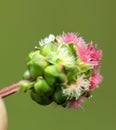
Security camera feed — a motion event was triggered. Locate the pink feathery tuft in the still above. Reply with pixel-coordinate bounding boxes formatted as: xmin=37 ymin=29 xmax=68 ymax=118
xmin=56 ymin=32 xmax=86 ymax=47
xmin=77 ymin=42 xmax=102 ymax=67
xmin=89 ymin=71 xmax=103 ymax=90
xmin=68 ymin=96 xmax=86 ymax=110
xmin=60 ymin=33 xmax=78 ymax=44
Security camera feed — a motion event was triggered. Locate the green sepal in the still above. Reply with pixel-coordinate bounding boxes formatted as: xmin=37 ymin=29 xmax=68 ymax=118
xmin=57 ymin=73 xmax=67 ymax=83
xmin=44 ymin=74 xmax=56 ymax=86
xmin=19 ymin=80 xmax=34 ymax=92
xmin=27 ymin=54 xmax=48 ymax=78
xmin=27 ymin=50 xmax=40 ymax=61
xmin=44 ymin=64 xmax=66 ymax=86
xmin=30 ymin=91 xmax=52 ymax=105
xmin=40 ymin=43 xmax=56 ymax=56
xmin=34 ymin=79 xmax=54 ymax=96
xmin=53 ymin=89 xmax=67 ymax=105
xmin=46 ymin=52 xmax=57 ymax=64
xmin=44 ymin=64 xmax=63 ymax=77
xmin=23 ymin=70 xmax=31 ymax=79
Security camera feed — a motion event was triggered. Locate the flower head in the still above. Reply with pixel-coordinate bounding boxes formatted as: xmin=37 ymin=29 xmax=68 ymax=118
xmin=22 ymin=32 xmax=103 ymax=111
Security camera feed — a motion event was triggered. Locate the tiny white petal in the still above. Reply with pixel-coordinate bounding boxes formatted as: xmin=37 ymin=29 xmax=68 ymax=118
xmin=39 ymin=34 xmax=55 ymax=46
xmin=44 ymin=34 xmax=55 ymax=44
xmin=44 ymin=38 xmax=49 ymax=44
xmin=49 ymin=34 xmax=55 ymax=41
xmin=39 ymin=39 xmax=45 ymax=46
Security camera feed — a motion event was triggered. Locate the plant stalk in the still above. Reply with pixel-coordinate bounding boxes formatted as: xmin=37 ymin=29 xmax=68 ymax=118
xmin=0 ymin=82 xmax=20 ymax=98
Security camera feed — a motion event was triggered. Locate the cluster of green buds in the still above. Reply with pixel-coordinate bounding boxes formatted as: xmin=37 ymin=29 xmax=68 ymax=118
xmin=19 ymin=33 xmax=102 ymax=110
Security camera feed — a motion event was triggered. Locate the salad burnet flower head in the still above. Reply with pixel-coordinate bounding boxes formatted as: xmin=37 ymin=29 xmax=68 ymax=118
xmin=20 ymin=32 xmax=103 ymax=110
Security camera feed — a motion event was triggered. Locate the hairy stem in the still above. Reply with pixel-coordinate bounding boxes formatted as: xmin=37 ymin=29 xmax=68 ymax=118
xmin=0 ymin=82 xmax=20 ymax=98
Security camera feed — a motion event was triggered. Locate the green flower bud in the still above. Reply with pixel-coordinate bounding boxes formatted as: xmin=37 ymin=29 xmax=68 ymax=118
xmin=27 ymin=50 xmax=40 ymax=61
xmin=46 ymin=64 xmax=64 ymax=76
xmin=57 ymin=73 xmax=67 ymax=83
xmin=30 ymin=91 xmax=52 ymax=105
xmin=46 ymin=52 xmax=57 ymax=64
xmin=23 ymin=70 xmax=31 ymax=79
xmin=27 ymin=54 xmax=48 ymax=78
xmin=44 ymin=64 xmax=65 ymax=86
xmin=53 ymin=89 xmax=67 ymax=105
xmin=44 ymin=74 xmax=56 ymax=86
xmin=34 ymin=79 xmax=53 ymax=96
xmin=19 ymin=80 xmax=33 ymax=92
xmin=40 ymin=43 xmax=56 ymax=56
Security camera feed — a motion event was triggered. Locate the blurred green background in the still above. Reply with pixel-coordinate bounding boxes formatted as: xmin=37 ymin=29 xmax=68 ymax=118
xmin=0 ymin=0 xmax=115 ymax=130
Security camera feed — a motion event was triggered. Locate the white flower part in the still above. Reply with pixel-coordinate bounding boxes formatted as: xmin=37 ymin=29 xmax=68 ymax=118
xmin=77 ymin=74 xmax=90 ymax=90
xmin=63 ymin=85 xmax=82 ymax=100
xmin=39 ymin=39 xmax=45 ymax=46
xmin=57 ymin=45 xmax=75 ymax=66
xmin=39 ymin=34 xmax=55 ymax=46
xmin=63 ymin=75 xmax=90 ymax=100
xmin=63 ymin=85 xmax=81 ymax=100
xmin=45 ymin=34 xmax=55 ymax=43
